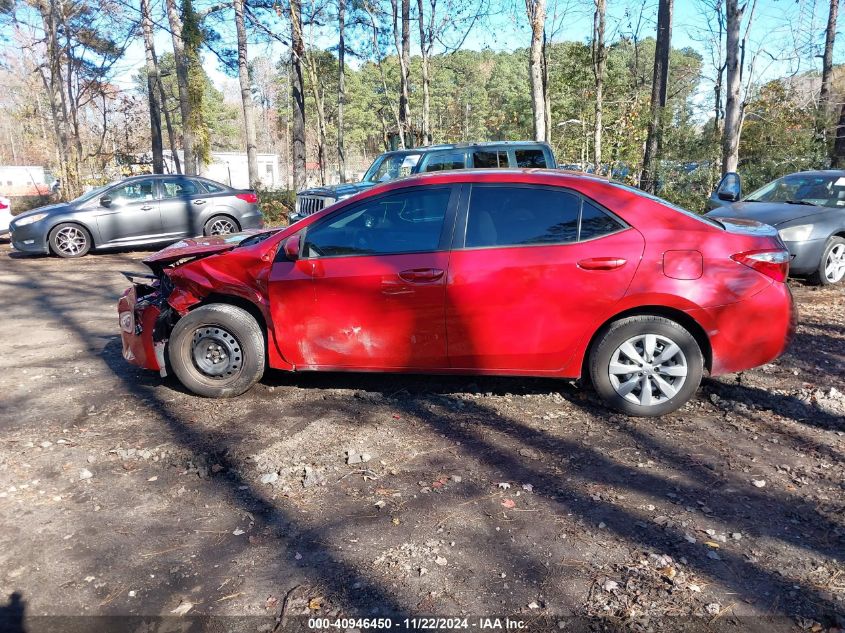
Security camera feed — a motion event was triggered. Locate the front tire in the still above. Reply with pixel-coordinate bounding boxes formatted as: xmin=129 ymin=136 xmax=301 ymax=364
xmin=49 ymin=223 xmax=92 ymax=258
xmin=168 ymin=304 xmax=265 ymax=398
xmin=811 ymin=236 xmax=845 ymax=286
xmin=589 ymin=316 xmax=704 ymax=417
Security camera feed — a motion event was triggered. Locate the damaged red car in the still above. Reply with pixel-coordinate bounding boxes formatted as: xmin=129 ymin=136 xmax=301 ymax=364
xmin=118 ymin=170 xmax=796 ymax=416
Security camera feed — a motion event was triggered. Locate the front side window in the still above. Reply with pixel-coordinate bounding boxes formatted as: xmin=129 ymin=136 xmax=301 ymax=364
xmin=514 ymin=149 xmax=547 ymax=168
xmin=109 ymin=179 xmax=156 ymax=204
xmin=161 ymin=178 xmax=203 ymax=198
xmin=424 ymin=152 xmax=466 ymax=172
xmin=304 ymin=187 xmax=451 ymax=258
xmin=473 ymin=150 xmax=508 ymax=168
xmin=465 ymin=186 xmax=579 ymax=247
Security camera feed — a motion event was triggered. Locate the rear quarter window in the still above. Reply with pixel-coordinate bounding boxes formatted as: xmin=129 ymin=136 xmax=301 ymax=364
xmin=514 ymin=149 xmax=547 ymax=168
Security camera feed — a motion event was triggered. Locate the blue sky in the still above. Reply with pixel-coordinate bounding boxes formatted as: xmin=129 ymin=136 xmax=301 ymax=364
xmin=114 ymin=0 xmax=842 ymax=102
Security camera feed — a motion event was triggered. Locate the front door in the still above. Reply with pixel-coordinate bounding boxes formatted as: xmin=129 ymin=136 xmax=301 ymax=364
xmin=445 ymin=184 xmax=645 ymax=372
xmin=268 ymin=185 xmax=458 ymax=370
xmin=94 ymin=178 xmax=162 ymax=245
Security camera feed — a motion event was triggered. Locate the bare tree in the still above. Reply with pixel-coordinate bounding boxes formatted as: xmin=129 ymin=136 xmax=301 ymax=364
xmin=290 ymin=0 xmax=307 ymax=190
xmin=526 ymin=0 xmax=546 ymax=142
xmin=233 ymin=0 xmax=259 ymax=188
xmin=364 ymin=0 xmax=402 ymax=149
xmin=164 ymin=0 xmax=196 ymax=174
xmin=303 ymin=1 xmax=329 ymax=186
xmin=337 ymin=0 xmax=347 ymax=180
xmin=140 ymin=0 xmax=163 ymax=173
xmin=417 ymin=0 xmax=434 ymax=145
xmin=390 ymin=0 xmax=411 ymax=147
xmin=819 ymin=0 xmax=839 ymax=145
xmin=640 ymin=0 xmax=673 ymax=192
xmin=721 ymin=0 xmax=758 ymax=174
xmin=592 ymin=0 xmax=606 ymax=173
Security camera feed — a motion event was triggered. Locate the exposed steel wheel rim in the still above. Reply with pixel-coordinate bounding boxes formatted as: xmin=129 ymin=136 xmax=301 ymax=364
xmin=608 ymin=333 xmax=688 ymax=407
xmin=824 ymin=243 xmax=845 ymax=283
xmin=54 ymin=226 xmax=87 ymax=255
xmin=191 ymin=326 xmax=242 ymax=380
xmin=209 ymin=218 xmax=237 ymax=235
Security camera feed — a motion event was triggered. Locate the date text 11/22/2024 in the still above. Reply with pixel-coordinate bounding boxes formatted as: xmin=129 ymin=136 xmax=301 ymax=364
xmin=308 ymin=617 xmax=528 ymax=629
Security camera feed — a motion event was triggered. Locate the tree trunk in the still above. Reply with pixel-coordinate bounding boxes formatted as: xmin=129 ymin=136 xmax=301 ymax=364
xmin=391 ymin=0 xmax=411 ymax=147
xmin=417 ymin=0 xmax=432 ymax=145
xmin=337 ymin=0 xmax=347 ymax=181
xmin=140 ymin=0 xmax=164 ymax=174
xmin=290 ymin=0 xmax=307 ymax=191
xmin=366 ymin=4 xmax=403 ymax=147
xmin=164 ymin=0 xmax=196 ymax=174
xmin=526 ymin=0 xmax=546 ymax=142
xmin=640 ymin=0 xmax=673 ymax=193
xmin=820 ymin=0 xmax=839 ymax=141
xmin=592 ymin=0 xmax=606 ymax=175
xmin=832 ymin=103 xmax=845 ymax=167
xmin=304 ymin=51 xmax=328 ymax=186
xmin=159 ymin=84 xmax=182 ymax=173
xmin=233 ymin=0 xmax=259 ymax=188
xmin=721 ymin=0 xmax=745 ymax=175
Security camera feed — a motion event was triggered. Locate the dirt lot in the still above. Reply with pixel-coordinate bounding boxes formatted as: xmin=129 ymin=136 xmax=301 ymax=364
xmin=0 ymin=240 xmax=843 ymax=632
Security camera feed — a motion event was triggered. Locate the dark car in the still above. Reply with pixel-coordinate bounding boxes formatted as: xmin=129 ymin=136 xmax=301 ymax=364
xmin=292 ymin=141 xmax=556 ymax=222
xmin=706 ymin=170 xmax=845 ymax=285
xmin=119 ymin=169 xmax=794 ymax=417
xmin=9 ymin=175 xmax=264 ymax=258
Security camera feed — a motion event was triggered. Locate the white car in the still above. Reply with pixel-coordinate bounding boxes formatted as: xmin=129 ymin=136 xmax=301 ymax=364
xmin=0 ymin=196 xmax=11 ymax=236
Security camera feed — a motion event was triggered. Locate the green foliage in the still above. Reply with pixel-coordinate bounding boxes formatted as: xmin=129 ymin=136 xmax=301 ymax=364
xmin=257 ymin=189 xmax=296 ymax=225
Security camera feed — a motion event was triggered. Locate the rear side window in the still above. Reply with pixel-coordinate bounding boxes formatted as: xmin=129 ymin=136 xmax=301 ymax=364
xmin=464 ymin=186 xmax=624 ymax=248
xmin=304 ymin=187 xmax=451 ymax=257
xmin=424 ymin=152 xmax=466 ymax=172
xmin=514 ymin=149 xmax=547 ymax=168
xmin=579 ymin=201 xmax=625 ymax=240
xmin=202 ymin=180 xmax=226 ymax=193
xmin=473 ymin=150 xmax=508 ymax=168
xmin=465 ymin=186 xmax=579 ymax=247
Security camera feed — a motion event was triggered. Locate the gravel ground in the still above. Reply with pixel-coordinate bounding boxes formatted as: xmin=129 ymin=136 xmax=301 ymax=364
xmin=0 ymin=240 xmax=843 ymax=632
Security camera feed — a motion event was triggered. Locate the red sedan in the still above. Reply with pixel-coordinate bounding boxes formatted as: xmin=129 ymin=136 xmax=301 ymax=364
xmin=118 ymin=170 xmax=795 ymax=416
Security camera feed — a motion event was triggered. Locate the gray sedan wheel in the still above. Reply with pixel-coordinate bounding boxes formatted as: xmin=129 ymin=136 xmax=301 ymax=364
xmin=49 ymin=223 xmax=92 ymax=258
xmin=203 ymin=215 xmax=239 ymax=236
xmin=589 ymin=315 xmax=704 ymax=417
xmin=818 ymin=237 xmax=845 ymax=286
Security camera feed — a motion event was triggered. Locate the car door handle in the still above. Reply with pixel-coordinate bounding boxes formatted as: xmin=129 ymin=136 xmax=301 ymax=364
xmin=193 ymin=199 xmax=206 ymax=205
xmin=398 ymin=268 xmax=445 ymax=283
xmin=577 ymin=257 xmax=627 ymax=270
xmin=140 ymin=205 xmax=154 ymax=211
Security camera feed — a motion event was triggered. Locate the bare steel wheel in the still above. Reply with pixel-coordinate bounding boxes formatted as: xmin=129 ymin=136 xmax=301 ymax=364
xmin=168 ymin=304 xmax=265 ymax=398
xmin=49 ymin=223 xmax=92 ymax=258
xmin=203 ymin=215 xmax=239 ymax=236
xmin=589 ymin=315 xmax=703 ymax=417
xmin=607 ymin=334 xmax=688 ymax=406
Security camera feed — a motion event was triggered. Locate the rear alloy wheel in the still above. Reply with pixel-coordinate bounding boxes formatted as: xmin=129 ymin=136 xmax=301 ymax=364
xmin=203 ymin=215 xmax=239 ymax=236
xmin=168 ymin=304 xmax=265 ymax=398
xmin=589 ymin=316 xmax=704 ymax=417
xmin=816 ymin=237 xmax=845 ymax=286
xmin=49 ymin=223 xmax=91 ymax=258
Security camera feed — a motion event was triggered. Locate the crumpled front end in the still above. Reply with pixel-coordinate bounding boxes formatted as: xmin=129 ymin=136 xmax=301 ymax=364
xmin=117 ymin=273 xmax=175 ymax=375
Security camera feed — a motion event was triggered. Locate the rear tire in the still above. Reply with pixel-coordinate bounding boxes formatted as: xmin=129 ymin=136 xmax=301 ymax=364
xmin=589 ymin=316 xmax=703 ymax=417
xmin=810 ymin=236 xmax=845 ymax=286
xmin=49 ymin=223 xmax=92 ymax=258
xmin=168 ymin=304 xmax=264 ymax=398
xmin=203 ymin=215 xmax=239 ymax=236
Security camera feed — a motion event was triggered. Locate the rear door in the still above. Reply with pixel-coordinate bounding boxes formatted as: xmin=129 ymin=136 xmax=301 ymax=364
xmin=269 ymin=185 xmax=459 ymax=369
xmin=158 ymin=177 xmax=212 ymax=237
xmin=445 ymin=184 xmax=645 ymax=372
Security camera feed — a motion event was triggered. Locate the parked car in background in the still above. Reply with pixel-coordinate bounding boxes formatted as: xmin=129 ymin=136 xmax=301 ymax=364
xmin=119 ymin=169 xmax=795 ymax=417
xmin=0 ymin=195 xmax=11 ymax=236
xmin=707 ymin=170 xmax=845 ymax=285
xmin=292 ymin=141 xmax=556 ymax=222
xmin=9 ymin=175 xmax=263 ymax=258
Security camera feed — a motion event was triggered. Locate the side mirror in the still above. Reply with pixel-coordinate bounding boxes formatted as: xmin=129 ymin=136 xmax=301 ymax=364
xmin=99 ymin=195 xmax=112 ymax=207
xmin=715 ymin=172 xmax=741 ymax=202
xmin=283 ymin=235 xmax=301 ymax=261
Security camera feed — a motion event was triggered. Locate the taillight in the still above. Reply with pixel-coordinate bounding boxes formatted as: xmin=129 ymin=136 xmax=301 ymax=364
xmin=731 ymin=249 xmax=790 ymax=282
xmin=236 ymin=192 xmax=258 ymax=204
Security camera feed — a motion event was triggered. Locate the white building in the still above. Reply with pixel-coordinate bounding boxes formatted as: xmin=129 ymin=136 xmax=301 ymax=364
xmin=160 ymin=151 xmax=281 ymax=190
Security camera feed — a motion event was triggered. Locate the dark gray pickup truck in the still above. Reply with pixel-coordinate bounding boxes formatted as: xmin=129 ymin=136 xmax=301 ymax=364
xmin=292 ymin=141 xmax=557 ymax=222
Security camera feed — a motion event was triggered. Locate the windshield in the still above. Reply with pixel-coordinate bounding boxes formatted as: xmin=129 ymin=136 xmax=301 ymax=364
xmin=363 ymin=153 xmax=421 ymax=183
xmin=74 ymin=182 xmax=120 ymax=204
xmin=744 ymin=173 xmax=845 ymax=208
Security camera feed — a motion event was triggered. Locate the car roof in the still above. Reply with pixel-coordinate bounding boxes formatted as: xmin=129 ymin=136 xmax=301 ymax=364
xmin=361 ymin=168 xmax=610 ymax=191
xmin=777 ymin=169 xmax=845 ymax=178
xmin=379 ymin=141 xmax=552 ymax=157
